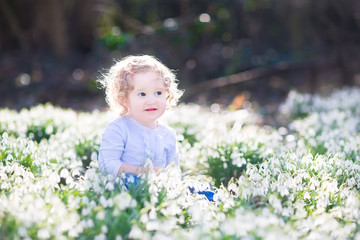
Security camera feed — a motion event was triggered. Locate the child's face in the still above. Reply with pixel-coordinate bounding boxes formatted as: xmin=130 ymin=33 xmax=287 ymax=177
xmin=126 ymin=71 xmax=167 ymax=128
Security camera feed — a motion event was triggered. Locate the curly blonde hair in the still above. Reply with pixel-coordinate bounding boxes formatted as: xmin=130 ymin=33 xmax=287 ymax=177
xmin=98 ymin=55 xmax=183 ymax=115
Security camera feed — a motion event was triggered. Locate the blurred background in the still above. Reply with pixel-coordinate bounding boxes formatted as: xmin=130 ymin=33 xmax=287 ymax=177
xmin=1 ymin=0 xmax=360 ymax=115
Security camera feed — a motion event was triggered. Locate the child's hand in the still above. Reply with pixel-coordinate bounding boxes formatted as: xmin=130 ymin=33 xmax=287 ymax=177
xmin=152 ymin=166 xmax=162 ymax=174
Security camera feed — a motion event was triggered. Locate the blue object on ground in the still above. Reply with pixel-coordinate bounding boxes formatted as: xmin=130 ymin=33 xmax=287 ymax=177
xmin=123 ymin=173 xmax=139 ymax=188
xmin=197 ymin=190 xmax=215 ymax=201
xmin=188 ymin=186 xmax=215 ymax=202
xmin=121 ymin=174 xmax=216 ymax=202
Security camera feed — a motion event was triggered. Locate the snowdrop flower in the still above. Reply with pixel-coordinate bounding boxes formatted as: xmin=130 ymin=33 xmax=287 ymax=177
xmin=2 ymin=88 xmax=360 ymax=239
xmin=105 ymin=181 xmax=115 ymax=191
xmin=92 ymin=182 xmax=103 ymax=193
xmin=315 ymin=192 xmax=329 ymax=213
xmin=94 ymin=233 xmax=107 ymax=240
xmin=101 ymin=225 xmax=108 ymax=233
xmin=37 ymin=229 xmax=50 ymax=239
xmin=148 ymin=207 xmax=157 ymax=220
xmin=113 ymin=192 xmax=136 ymax=211
xmin=17 ymin=227 xmax=28 ymax=238
xmin=335 ymin=168 xmax=343 ymax=176
xmin=346 ymin=177 xmax=356 ymax=187
xmin=96 ymin=210 xmax=105 ymax=220
xmin=227 ymin=182 xmax=239 ymax=197
xmin=160 ymin=201 xmax=182 ymax=216
xmin=115 ymin=235 xmax=123 ymax=240
xmin=81 ymin=207 xmax=91 ymax=217
xmin=99 ymin=195 xmax=112 ymax=208
xmin=303 ymin=191 xmax=311 ymax=201
xmin=293 ymin=200 xmax=307 ymax=219
xmin=269 ymin=194 xmax=283 ymax=214
xmin=129 ymin=225 xmax=144 ymax=239
xmin=81 ymin=219 xmax=95 ymax=229
xmin=309 ymin=178 xmax=320 ymax=191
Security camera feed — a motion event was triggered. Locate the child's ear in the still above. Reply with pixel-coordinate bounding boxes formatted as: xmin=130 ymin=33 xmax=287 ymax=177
xmin=165 ymin=89 xmax=171 ymax=100
xmin=124 ymin=99 xmax=129 ymax=108
xmin=165 ymin=88 xmax=170 ymax=97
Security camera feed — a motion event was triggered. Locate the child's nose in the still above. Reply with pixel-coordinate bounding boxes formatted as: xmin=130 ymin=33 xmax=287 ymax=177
xmin=146 ymin=95 xmax=156 ymax=104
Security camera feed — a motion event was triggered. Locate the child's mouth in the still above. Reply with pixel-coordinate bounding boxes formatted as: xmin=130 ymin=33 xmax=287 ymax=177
xmin=145 ymin=108 xmax=157 ymax=112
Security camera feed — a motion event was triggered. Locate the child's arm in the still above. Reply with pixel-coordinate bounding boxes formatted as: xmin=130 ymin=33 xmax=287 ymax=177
xmin=166 ymin=127 xmax=180 ymax=167
xmin=118 ymin=163 xmax=144 ymax=175
xmin=98 ymin=120 xmax=127 ymax=178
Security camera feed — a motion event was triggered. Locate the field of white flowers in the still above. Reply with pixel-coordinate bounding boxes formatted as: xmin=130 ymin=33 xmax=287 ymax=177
xmin=1 ymin=87 xmax=360 ymax=240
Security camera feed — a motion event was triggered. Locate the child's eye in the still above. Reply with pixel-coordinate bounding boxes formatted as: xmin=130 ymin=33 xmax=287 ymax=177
xmin=138 ymin=92 xmax=146 ymax=97
xmin=155 ymin=91 xmax=162 ymax=96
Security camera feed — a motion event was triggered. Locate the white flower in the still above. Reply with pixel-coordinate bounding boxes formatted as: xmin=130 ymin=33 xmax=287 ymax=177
xmin=114 ymin=192 xmax=136 ymax=210
xmin=303 ymin=192 xmax=310 ymax=200
xmin=160 ymin=202 xmax=182 ymax=216
xmin=81 ymin=208 xmax=91 ymax=216
xmin=149 ymin=207 xmax=157 ymax=220
xmin=294 ymin=201 xmax=307 ymax=219
xmin=82 ymin=196 xmax=89 ymax=205
xmin=96 ymin=210 xmax=105 ymax=220
xmin=335 ymin=168 xmax=343 ymax=176
xmin=1 ymin=182 xmax=10 ymax=190
xmin=60 ymin=168 xmax=70 ymax=178
xmin=17 ymin=227 xmax=28 ymax=237
xmin=37 ymin=229 xmax=50 ymax=239
xmin=99 ymin=196 xmax=108 ymax=208
xmin=101 ymin=225 xmax=108 ymax=233
xmin=81 ymin=219 xmax=94 ymax=228
xmin=129 ymin=225 xmax=144 ymax=239
xmin=346 ymin=177 xmax=356 ymax=187
xmin=105 ymin=182 xmax=115 ymax=192
xmin=94 ymin=233 xmax=107 ymax=240
xmin=269 ymin=195 xmax=282 ymax=214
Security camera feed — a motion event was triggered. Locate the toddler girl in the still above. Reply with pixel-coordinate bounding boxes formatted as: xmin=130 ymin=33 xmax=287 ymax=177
xmin=98 ymin=55 xmax=215 ymax=201
xmin=98 ymin=55 xmax=183 ymax=178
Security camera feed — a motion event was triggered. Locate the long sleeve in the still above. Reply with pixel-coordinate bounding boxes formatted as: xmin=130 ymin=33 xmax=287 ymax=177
xmin=98 ymin=120 xmax=126 ymax=178
xmin=166 ymin=127 xmax=180 ymax=167
xmin=99 ymin=117 xmax=180 ymax=177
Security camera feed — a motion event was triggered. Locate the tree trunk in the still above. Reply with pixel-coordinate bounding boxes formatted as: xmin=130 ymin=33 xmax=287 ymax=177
xmin=0 ymin=0 xmax=29 ymax=53
xmin=34 ymin=0 xmax=68 ymax=58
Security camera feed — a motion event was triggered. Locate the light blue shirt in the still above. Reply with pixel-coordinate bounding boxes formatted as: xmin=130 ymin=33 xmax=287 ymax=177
xmin=98 ymin=116 xmax=179 ymax=177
